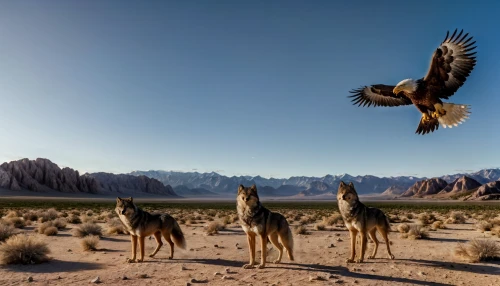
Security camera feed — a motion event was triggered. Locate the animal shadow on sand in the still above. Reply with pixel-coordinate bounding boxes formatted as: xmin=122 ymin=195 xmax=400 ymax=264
xmin=100 ymin=236 xmax=129 ymax=243
xmin=176 ymin=259 xmax=451 ymax=286
xmin=3 ymin=260 xmax=104 ymax=273
xmin=400 ymin=258 xmax=500 ymax=275
xmin=424 ymin=237 xmax=468 ymax=243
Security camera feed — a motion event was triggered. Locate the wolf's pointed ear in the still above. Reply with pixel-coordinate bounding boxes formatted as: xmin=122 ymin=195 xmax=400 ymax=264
xmin=348 ymin=182 xmax=354 ymax=188
xmin=128 ymin=197 xmax=133 ymax=202
xmin=238 ymin=184 xmax=245 ymax=193
xmin=116 ymin=197 xmax=122 ymax=203
xmin=250 ymin=184 xmax=258 ymax=194
xmin=339 ymin=181 xmax=345 ymax=188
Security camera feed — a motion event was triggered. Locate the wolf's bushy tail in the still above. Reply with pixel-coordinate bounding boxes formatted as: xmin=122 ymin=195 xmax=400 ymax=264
xmin=171 ymin=220 xmax=186 ymax=249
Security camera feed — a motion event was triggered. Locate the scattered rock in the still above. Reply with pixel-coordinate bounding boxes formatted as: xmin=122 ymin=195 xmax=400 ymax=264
xmin=334 ymin=279 xmax=344 ymax=284
xmin=214 ymin=244 xmax=219 ymax=248
xmin=27 ymin=276 xmax=34 ymax=282
xmin=138 ymin=274 xmax=148 ymax=279
xmin=225 ymin=268 xmax=230 ymax=273
xmin=122 ymin=276 xmax=128 ymax=280
xmin=181 ymin=266 xmax=187 ymax=271
xmin=222 ymin=275 xmax=234 ymax=280
xmin=214 ymin=272 xmax=222 ymax=276
xmin=337 ymin=238 xmax=343 ymax=242
xmin=328 ymin=274 xmax=339 ymax=279
xmin=328 ymin=243 xmax=335 ymax=248
xmin=67 ymin=249 xmax=72 ymax=252
xmin=91 ymin=277 xmax=100 ymax=284
xmin=190 ymin=278 xmax=209 ymax=283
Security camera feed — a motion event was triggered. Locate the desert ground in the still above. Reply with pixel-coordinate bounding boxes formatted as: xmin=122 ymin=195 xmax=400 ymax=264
xmin=0 ymin=198 xmax=499 ymax=286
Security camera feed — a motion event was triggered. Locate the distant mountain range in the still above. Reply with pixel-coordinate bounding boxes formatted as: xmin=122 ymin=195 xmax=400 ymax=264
xmin=130 ymin=168 xmax=500 ymax=200
xmin=1 ymin=158 xmax=499 ymax=200
xmin=0 ymin=158 xmax=178 ymax=197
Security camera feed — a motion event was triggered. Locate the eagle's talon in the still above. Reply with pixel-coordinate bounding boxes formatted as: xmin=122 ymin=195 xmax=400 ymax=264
xmin=422 ymin=113 xmax=431 ymax=122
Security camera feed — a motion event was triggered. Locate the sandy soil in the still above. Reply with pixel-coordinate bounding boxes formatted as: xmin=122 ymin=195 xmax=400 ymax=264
xmin=1 ymin=216 xmax=499 ymax=286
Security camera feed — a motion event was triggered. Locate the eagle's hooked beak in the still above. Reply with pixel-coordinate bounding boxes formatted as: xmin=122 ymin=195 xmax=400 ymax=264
xmin=393 ymin=86 xmax=401 ymax=95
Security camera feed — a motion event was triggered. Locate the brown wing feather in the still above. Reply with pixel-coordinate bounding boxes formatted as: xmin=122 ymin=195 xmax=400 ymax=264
xmin=415 ymin=117 xmax=439 ymax=135
xmin=348 ymin=84 xmax=412 ymax=107
xmin=423 ymin=29 xmax=477 ymax=99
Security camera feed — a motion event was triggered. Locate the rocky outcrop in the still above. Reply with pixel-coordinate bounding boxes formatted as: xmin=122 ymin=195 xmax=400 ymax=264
xmin=439 ymin=176 xmax=481 ymax=194
xmin=88 ymin=172 xmax=178 ymax=196
xmin=382 ymin=185 xmax=407 ymax=196
xmin=0 ymin=158 xmax=98 ymax=193
xmin=401 ymin=178 xmax=448 ymax=197
xmin=470 ymin=181 xmax=500 ymax=199
xmin=0 ymin=167 xmax=21 ymax=191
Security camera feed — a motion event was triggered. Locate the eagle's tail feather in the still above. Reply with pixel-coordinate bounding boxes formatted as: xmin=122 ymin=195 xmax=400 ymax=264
xmin=438 ymin=103 xmax=471 ymax=128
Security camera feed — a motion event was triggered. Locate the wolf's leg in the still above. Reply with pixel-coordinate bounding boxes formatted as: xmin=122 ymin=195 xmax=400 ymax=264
xmin=346 ymin=229 xmax=357 ymax=263
xmin=258 ymin=234 xmax=268 ymax=269
xmin=138 ymin=236 xmax=145 ymax=262
xmin=379 ymin=226 xmax=395 ymax=260
xmin=162 ymin=230 xmax=175 ymax=259
xmin=127 ymin=235 xmax=137 ymax=263
xmin=357 ymin=232 xmax=367 ymax=263
xmin=281 ymin=227 xmax=294 ymax=261
xmin=149 ymin=231 xmax=163 ymax=257
xmin=243 ymin=233 xmax=256 ymax=269
xmin=368 ymin=229 xmax=379 ymax=259
xmin=268 ymin=232 xmax=283 ymax=264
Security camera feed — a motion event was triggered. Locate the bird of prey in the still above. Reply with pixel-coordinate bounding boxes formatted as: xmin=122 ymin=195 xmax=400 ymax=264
xmin=348 ymin=29 xmax=477 ymax=135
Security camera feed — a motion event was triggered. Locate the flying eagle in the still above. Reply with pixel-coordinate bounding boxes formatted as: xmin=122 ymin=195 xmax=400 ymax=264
xmin=348 ymin=29 xmax=477 ymax=135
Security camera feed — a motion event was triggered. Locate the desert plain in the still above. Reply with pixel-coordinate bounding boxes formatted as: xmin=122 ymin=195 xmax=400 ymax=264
xmin=0 ymin=197 xmax=499 ymax=286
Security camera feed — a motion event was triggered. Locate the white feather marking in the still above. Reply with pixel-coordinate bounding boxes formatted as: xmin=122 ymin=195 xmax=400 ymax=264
xmin=437 ymin=103 xmax=471 ymax=129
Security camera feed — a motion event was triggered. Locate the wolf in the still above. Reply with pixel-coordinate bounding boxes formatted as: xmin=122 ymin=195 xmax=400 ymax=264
xmin=237 ymin=184 xmax=294 ymax=269
xmin=115 ymin=197 xmax=186 ymax=263
xmin=337 ymin=181 xmax=395 ymax=263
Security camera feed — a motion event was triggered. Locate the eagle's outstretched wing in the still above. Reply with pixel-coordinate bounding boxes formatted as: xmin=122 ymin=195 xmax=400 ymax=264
xmin=423 ymin=29 xmax=477 ymax=100
xmin=348 ymin=84 xmax=412 ymax=107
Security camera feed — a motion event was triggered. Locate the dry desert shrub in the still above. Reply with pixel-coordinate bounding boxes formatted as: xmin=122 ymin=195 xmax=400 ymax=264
xmin=405 ymin=213 xmax=414 ymax=220
xmin=43 ymin=226 xmax=58 ymax=236
xmin=299 ymin=216 xmax=315 ymax=225
xmin=81 ymin=215 xmax=96 ymax=224
xmin=67 ymin=214 xmax=82 ymax=224
xmin=38 ymin=208 xmax=59 ymax=223
xmin=4 ymin=210 xmax=21 ymax=218
xmin=397 ymin=223 xmax=410 ymax=233
xmin=81 ymin=235 xmax=100 ymax=251
xmin=401 ymin=225 xmax=428 ymax=239
xmin=73 ymin=223 xmax=102 ymax=238
xmin=314 ymin=223 xmax=326 ymax=231
xmin=491 ymin=226 xmax=500 ymax=237
xmin=0 ymin=224 xmax=17 ymax=242
xmin=431 ymin=220 xmax=446 ymax=231
xmin=446 ymin=211 xmax=467 ymax=224
xmin=22 ymin=211 xmax=39 ymax=222
xmin=294 ymin=225 xmax=308 ymax=235
xmin=476 ymin=221 xmax=493 ymax=233
xmin=455 ymin=239 xmax=500 ymax=262
xmin=418 ymin=212 xmax=436 ymax=225
xmin=4 ymin=217 xmax=26 ymax=229
xmin=106 ymin=218 xmax=128 ymax=235
xmin=204 ymin=221 xmax=226 ymax=235
xmin=0 ymin=234 xmax=50 ymax=265
xmin=323 ymin=214 xmax=343 ymax=226
xmin=52 ymin=218 xmax=67 ymax=230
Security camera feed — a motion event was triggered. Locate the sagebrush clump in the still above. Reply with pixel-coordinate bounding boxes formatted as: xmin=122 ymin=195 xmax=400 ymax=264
xmin=0 ymin=234 xmax=50 ymax=265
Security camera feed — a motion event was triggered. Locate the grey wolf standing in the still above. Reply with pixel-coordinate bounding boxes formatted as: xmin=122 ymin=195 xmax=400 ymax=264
xmin=237 ymin=184 xmax=294 ymax=269
xmin=337 ymin=181 xmax=395 ymax=263
xmin=115 ymin=197 xmax=186 ymax=262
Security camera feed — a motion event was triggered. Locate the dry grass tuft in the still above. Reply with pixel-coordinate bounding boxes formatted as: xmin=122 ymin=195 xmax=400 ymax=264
xmin=431 ymin=221 xmax=446 ymax=231
xmin=52 ymin=218 xmax=67 ymax=230
xmin=67 ymin=214 xmax=82 ymax=224
xmin=314 ymin=223 xmax=326 ymax=231
xmin=81 ymin=235 xmax=100 ymax=251
xmin=43 ymin=226 xmax=58 ymax=236
xmin=106 ymin=218 xmax=128 ymax=235
xmin=323 ymin=214 xmax=343 ymax=226
xmin=418 ymin=213 xmax=436 ymax=225
xmin=401 ymin=225 xmax=428 ymax=239
xmin=5 ymin=217 xmax=26 ymax=229
xmin=22 ymin=211 xmax=39 ymax=222
xmin=204 ymin=221 xmax=226 ymax=235
xmin=294 ymin=225 xmax=308 ymax=235
xmin=38 ymin=208 xmax=59 ymax=223
xmin=0 ymin=234 xmax=50 ymax=264
xmin=476 ymin=221 xmax=493 ymax=233
xmin=455 ymin=239 xmax=500 ymax=262
xmin=447 ymin=211 xmax=467 ymax=224
xmin=73 ymin=223 xmax=103 ymax=238
xmin=397 ymin=223 xmax=410 ymax=233
xmin=0 ymin=224 xmax=17 ymax=242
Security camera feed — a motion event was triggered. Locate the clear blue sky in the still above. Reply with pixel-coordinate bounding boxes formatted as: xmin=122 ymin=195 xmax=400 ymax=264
xmin=1 ymin=0 xmax=499 ymax=178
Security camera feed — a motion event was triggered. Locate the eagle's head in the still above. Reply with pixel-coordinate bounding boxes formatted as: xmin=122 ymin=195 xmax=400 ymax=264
xmin=393 ymin=78 xmax=417 ymax=96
